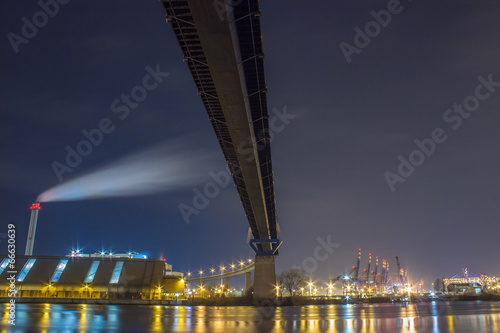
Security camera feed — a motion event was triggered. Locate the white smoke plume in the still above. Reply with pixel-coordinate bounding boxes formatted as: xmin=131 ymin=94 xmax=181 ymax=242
xmin=37 ymin=139 xmax=217 ymax=202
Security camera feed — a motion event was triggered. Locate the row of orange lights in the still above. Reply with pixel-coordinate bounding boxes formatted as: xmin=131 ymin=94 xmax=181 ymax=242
xmin=186 ymin=259 xmax=253 ymax=277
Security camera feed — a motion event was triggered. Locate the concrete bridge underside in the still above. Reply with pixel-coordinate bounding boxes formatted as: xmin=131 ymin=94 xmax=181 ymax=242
xmin=161 ymin=0 xmax=278 ymax=298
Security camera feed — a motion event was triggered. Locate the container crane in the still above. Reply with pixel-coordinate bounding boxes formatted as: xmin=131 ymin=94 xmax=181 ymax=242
xmin=396 ymin=256 xmax=402 ymax=284
xmin=381 ymin=260 xmax=386 ymax=285
xmin=367 ymin=253 xmax=372 ymax=282
xmin=355 ymin=248 xmax=361 ymax=289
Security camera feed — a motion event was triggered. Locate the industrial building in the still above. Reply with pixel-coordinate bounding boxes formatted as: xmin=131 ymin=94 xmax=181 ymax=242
xmin=0 ymin=255 xmax=184 ymax=300
xmin=339 ymin=249 xmax=413 ymax=296
xmin=443 ymin=269 xmax=499 ymax=295
xmin=0 ymin=203 xmax=185 ymax=301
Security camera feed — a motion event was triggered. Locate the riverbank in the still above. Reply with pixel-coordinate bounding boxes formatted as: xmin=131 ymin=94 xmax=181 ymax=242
xmin=186 ymin=293 xmax=500 ymax=306
xmin=0 ymin=297 xmax=185 ymax=305
xmin=3 ymin=293 xmax=500 ymax=306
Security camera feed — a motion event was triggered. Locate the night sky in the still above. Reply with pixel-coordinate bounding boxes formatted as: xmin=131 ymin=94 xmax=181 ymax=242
xmin=2 ymin=0 xmax=500 ymax=290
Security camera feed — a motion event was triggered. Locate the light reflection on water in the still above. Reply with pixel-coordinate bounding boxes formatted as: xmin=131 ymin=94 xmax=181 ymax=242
xmin=1 ymin=301 xmax=500 ymax=332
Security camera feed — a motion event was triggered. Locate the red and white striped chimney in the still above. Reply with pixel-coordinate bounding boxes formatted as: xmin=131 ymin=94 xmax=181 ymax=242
xmin=25 ymin=203 xmax=41 ymax=256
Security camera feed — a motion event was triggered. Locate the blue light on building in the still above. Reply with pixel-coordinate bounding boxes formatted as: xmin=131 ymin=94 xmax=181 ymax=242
xmin=109 ymin=261 xmax=124 ymax=284
xmin=84 ymin=261 xmax=100 ymax=283
xmin=0 ymin=258 xmax=10 ymax=276
xmin=17 ymin=259 xmax=37 ymax=282
xmin=51 ymin=259 xmax=69 ymax=282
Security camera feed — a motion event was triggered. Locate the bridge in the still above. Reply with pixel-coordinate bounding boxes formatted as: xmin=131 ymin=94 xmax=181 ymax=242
xmin=160 ymin=0 xmax=280 ymax=298
xmin=186 ymin=262 xmax=255 ymax=294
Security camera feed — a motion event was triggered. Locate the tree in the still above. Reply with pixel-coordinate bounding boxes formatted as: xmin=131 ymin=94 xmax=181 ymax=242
xmin=277 ymin=268 xmax=308 ymax=296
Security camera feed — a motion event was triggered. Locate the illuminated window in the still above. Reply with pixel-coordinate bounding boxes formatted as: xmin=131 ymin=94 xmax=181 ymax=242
xmin=0 ymin=258 xmax=10 ymax=275
xmin=109 ymin=261 xmax=124 ymax=284
xmin=50 ymin=259 xmax=69 ymax=282
xmin=84 ymin=261 xmax=100 ymax=283
xmin=17 ymin=258 xmax=37 ymax=282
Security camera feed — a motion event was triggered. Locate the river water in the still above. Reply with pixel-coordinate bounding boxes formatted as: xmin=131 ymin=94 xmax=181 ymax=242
xmin=1 ymin=301 xmax=499 ymax=332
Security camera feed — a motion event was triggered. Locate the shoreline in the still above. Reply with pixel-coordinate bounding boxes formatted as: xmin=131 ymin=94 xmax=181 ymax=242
xmin=3 ymin=294 xmax=500 ymax=306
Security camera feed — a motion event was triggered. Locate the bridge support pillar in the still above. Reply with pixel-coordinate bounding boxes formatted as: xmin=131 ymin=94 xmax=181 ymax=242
xmin=253 ymin=255 xmax=276 ymax=299
xmin=223 ymin=277 xmax=230 ymax=291
xmin=249 ymin=238 xmax=281 ymax=299
xmin=245 ymin=272 xmax=252 ymax=292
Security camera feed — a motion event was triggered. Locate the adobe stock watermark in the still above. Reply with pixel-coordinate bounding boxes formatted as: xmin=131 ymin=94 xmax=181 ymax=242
xmin=292 ymin=235 xmax=340 ymax=274
xmin=409 ymin=299 xmax=447 ymax=331
xmin=6 ymin=224 xmax=17 ymax=325
xmin=178 ymin=106 xmax=296 ymax=225
xmin=51 ymin=64 xmax=169 ymax=182
xmin=213 ymin=0 xmax=243 ymax=21
xmin=7 ymin=0 xmax=71 ymax=54
xmin=238 ymin=235 xmax=339 ymax=333
xmin=414 ymin=299 xmax=447 ymax=317
xmin=340 ymin=0 xmax=411 ymax=64
xmin=237 ymin=296 xmax=285 ymax=333
xmin=384 ymin=73 xmax=500 ymax=192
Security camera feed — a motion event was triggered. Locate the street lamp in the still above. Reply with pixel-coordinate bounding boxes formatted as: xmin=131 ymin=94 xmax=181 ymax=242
xmin=219 ymin=266 xmax=226 ymax=288
xmin=301 ymin=287 xmax=304 ymax=296
xmin=276 ymin=285 xmax=280 ymax=297
xmin=46 ymin=283 xmax=52 ymax=297
xmin=309 ymin=282 xmax=313 ymax=296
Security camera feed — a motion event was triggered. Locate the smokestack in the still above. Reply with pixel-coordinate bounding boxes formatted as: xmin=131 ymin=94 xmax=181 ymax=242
xmin=25 ymin=203 xmax=41 ymax=256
